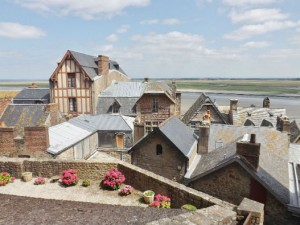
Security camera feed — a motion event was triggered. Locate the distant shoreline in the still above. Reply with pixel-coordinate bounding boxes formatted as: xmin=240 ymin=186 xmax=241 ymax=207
xmin=179 ymin=89 xmax=300 ymax=98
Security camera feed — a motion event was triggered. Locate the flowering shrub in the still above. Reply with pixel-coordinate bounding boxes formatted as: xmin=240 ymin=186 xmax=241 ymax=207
xmin=34 ymin=177 xmax=46 ymax=185
xmin=102 ymin=168 xmax=125 ymax=190
xmin=150 ymin=194 xmax=171 ymax=208
xmin=61 ymin=169 xmax=79 ymax=186
xmin=119 ymin=185 xmax=133 ymax=196
xmin=0 ymin=172 xmax=12 ymax=186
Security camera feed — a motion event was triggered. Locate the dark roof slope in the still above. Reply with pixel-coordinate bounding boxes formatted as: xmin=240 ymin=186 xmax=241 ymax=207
xmin=159 ymin=117 xmax=198 ymax=157
xmin=181 ymin=93 xmax=229 ymax=124
xmin=69 ymin=50 xmax=127 ymax=79
xmin=0 ymin=104 xmax=49 ymax=135
xmin=290 ymin=120 xmax=300 ymax=143
xmin=97 ymin=97 xmax=140 ymax=116
xmin=188 ymin=125 xmax=290 ymax=205
xmin=13 ymin=88 xmax=50 ymax=101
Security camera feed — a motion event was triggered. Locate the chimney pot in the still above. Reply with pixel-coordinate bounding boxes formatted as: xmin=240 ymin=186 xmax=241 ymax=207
xmin=250 ymin=134 xmax=256 ymax=143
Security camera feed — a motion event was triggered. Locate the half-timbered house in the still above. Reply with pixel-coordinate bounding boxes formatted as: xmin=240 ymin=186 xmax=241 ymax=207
xmin=49 ymin=50 xmax=128 ymax=115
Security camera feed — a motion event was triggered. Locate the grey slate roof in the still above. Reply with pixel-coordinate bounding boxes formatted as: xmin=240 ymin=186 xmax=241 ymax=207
xmin=0 ymin=104 xmax=49 ymax=135
xmin=69 ymin=114 xmax=133 ymax=131
xmin=188 ymin=124 xmax=290 ymax=205
xmin=47 ymin=114 xmax=134 ymax=155
xmin=290 ymin=120 xmax=300 ymax=143
xmin=69 ymin=50 xmax=127 ymax=79
xmin=97 ymin=81 xmax=147 ymax=116
xmin=13 ymin=88 xmax=50 ymax=101
xmin=231 ymin=107 xmax=286 ymax=127
xmin=159 ymin=117 xmax=198 ymax=157
xmin=181 ymin=93 xmax=229 ymax=125
xmin=97 ymin=97 xmax=140 ymax=116
xmin=129 ymin=116 xmax=198 ymax=158
xmin=99 ymin=82 xmax=146 ymax=98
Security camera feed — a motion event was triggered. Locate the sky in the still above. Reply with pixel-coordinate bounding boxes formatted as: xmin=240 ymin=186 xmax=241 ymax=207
xmin=0 ymin=0 xmax=299 ymax=80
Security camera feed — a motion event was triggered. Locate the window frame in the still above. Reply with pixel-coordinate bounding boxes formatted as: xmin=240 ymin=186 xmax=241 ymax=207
xmin=156 ymin=144 xmax=163 ymax=155
xmin=69 ymin=97 xmax=77 ymax=112
xmin=152 ymin=96 xmax=158 ymax=112
xmin=67 ymin=73 xmax=76 ymax=88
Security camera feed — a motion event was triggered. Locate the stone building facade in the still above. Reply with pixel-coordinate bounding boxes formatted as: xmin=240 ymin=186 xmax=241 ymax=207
xmin=134 ymin=81 xmax=181 ymax=143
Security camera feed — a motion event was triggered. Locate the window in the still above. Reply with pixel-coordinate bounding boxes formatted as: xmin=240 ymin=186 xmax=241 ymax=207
xmin=152 ymin=96 xmax=158 ymax=112
xmin=156 ymin=144 xmax=163 ymax=155
xmin=68 ymin=73 xmax=76 ymax=88
xmin=112 ymin=105 xmax=119 ymax=113
xmin=69 ymin=98 xmax=77 ymax=112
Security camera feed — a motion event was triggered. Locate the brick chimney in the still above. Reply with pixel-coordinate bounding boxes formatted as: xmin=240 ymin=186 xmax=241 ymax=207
xmin=280 ymin=117 xmax=291 ymax=134
xmin=229 ymin=99 xmax=238 ymax=124
xmin=171 ymin=81 xmax=176 ymax=99
xmin=230 ymin=99 xmax=238 ymax=112
xmin=98 ymin=55 xmax=109 ymax=76
xmin=197 ymin=125 xmax=210 ymax=154
xmin=236 ymin=134 xmax=261 ymax=170
xmin=45 ymin=103 xmax=59 ymax=126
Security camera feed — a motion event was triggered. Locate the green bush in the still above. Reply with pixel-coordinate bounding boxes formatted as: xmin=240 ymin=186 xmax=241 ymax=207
xmin=181 ymin=204 xmax=197 ymax=211
xmin=82 ymin=179 xmax=90 ymax=187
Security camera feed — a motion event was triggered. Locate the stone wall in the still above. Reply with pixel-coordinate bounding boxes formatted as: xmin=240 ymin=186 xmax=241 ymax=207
xmin=24 ymin=126 xmax=49 ymax=152
xmin=0 ymin=127 xmax=16 ymax=155
xmin=137 ymin=94 xmax=174 ymax=123
xmin=0 ymin=157 xmax=235 ymax=210
xmin=131 ymin=131 xmax=188 ymax=182
xmin=190 ymin=162 xmax=251 ymax=205
xmin=189 ymin=162 xmax=290 ymax=225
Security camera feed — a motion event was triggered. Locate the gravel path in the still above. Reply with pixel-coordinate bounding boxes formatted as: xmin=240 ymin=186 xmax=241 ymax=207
xmin=0 ymin=179 xmax=145 ymax=207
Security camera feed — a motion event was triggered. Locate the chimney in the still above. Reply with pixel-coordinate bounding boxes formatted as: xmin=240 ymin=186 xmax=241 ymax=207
xmin=28 ymin=83 xmax=38 ymax=88
xmin=263 ymin=97 xmax=270 ymax=108
xmin=171 ymin=81 xmax=176 ymax=99
xmin=281 ymin=117 xmax=291 ymax=134
xmin=202 ymin=110 xmax=211 ymax=125
xmin=230 ymin=99 xmax=238 ymax=112
xmin=98 ymin=55 xmax=109 ymax=76
xmin=236 ymin=134 xmax=261 ymax=170
xmin=144 ymin=77 xmax=149 ymax=83
xmin=197 ymin=125 xmax=210 ymax=154
xmin=45 ymin=103 xmax=59 ymax=126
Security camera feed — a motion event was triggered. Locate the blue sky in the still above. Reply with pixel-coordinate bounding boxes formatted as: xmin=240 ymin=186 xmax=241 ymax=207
xmin=0 ymin=0 xmax=299 ymax=80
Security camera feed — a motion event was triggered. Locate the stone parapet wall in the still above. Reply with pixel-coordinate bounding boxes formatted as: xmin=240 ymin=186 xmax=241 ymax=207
xmin=0 ymin=157 xmax=235 ymax=210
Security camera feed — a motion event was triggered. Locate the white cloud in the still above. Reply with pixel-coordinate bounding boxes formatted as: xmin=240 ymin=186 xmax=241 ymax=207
xmin=0 ymin=22 xmax=46 ymax=39
xmin=140 ymin=18 xmax=182 ymax=25
xmin=242 ymin=41 xmax=271 ymax=48
xmin=11 ymin=0 xmax=150 ymax=19
xmin=140 ymin=19 xmax=159 ymax=25
xmin=94 ymin=31 xmax=299 ymax=78
xmin=224 ymin=20 xmax=300 ymax=40
xmin=106 ymin=34 xmax=118 ymax=42
xmin=116 ymin=25 xmax=130 ymax=33
xmin=223 ymin=0 xmax=279 ymax=7
xmin=162 ymin=18 xmax=182 ymax=25
xmin=229 ymin=8 xmax=288 ymax=24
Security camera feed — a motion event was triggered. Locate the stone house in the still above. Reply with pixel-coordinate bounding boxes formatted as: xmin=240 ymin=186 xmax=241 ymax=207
xmin=181 ymin=93 xmax=229 ymax=128
xmin=97 ymin=81 xmax=147 ymax=117
xmin=134 ymin=81 xmax=181 ymax=142
xmin=48 ymin=114 xmax=134 ymax=160
xmin=49 ymin=50 xmax=128 ymax=116
xmin=129 ymin=116 xmax=198 ymax=182
xmin=184 ymin=124 xmax=300 ymax=225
